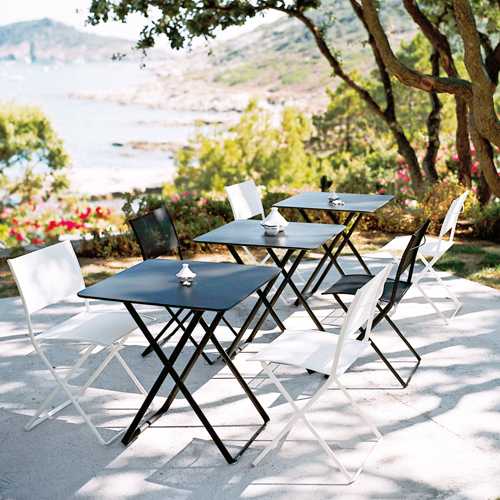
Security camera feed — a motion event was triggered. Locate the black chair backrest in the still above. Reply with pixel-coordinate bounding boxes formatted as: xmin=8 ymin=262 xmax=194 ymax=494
xmin=128 ymin=206 xmax=182 ymax=261
xmin=390 ymin=219 xmax=431 ymax=303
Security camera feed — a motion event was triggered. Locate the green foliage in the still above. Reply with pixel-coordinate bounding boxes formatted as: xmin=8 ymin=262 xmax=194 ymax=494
xmin=0 ymin=103 xmax=70 ymax=204
xmin=174 ymin=100 xmax=320 ymax=194
xmin=88 ymin=1 xmax=322 ymax=50
xmin=469 ymin=200 xmax=500 ymax=242
xmin=0 ymin=103 xmax=69 ymax=171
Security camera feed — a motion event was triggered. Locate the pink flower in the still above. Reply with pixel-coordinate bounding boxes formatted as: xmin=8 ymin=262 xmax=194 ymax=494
xmin=46 ymin=220 xmax=59 ymax=232
xmin=451 ymin=154 xmax=459 ymax=162
xmin=170 ymin=194 xmax=180 ymax=203
xmin=79 ymin=207 xmax=91 ymax=220
xmin=471 ymin=162 xmax=479 ymax=175
xmin=61 ymin=220 xmax=78 ymax=231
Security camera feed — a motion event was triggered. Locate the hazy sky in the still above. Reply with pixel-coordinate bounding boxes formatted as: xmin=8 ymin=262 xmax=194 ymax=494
xmin=1 ymin=0 xmax=281 ymax=43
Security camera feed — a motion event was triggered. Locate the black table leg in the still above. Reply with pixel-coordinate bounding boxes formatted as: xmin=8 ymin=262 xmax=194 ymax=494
xmin=141 ymin=308 xmax=191 ymax=357
xmin=326 ymin=211 xmax=372 ymax=276
xmin=227 ymin=245 xmax=285 ymax=332
xmin=307 ymin=212 xmax=366 ymax=297
xmin=225 ymin=275 xmax=281 ymax=359
xmin=124 ymin=306 xmax=269 ymax=463
xmin=245 ymin=249 xmax=296 ymax=343
xmin=267 ymin=248 xmax=325 ymax=332
xmin=293 ymin=208 xmax=350 ymax=306
xmin=122 ymin=305 xmax=203 ymax=445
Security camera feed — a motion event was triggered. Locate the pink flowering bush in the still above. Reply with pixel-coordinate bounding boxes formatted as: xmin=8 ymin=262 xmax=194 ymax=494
xmin=0 ymin=200 xmax=122 ymax=249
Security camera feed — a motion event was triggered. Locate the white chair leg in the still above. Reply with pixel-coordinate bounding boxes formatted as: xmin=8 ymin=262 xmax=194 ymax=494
xmin=114 ymin=350 xmax=147 ymax=395
xmin=25 ymin=344 xmax=95 ymax=431
xmin=28 ymin=344 xmax=132 ymax=445
xmin=254 ymin=364 xmax=381 ymax=482
xmin=426 ymin=264 xmax=462 ymax=308
xmin=414 ymin=282 xmax=450 ymax=325
xmin=335 ymin=377 xmax=382 ymax=440
xmin=253 ymin=363 xmax=353 ymax=480
xmin=415 ymin=255 xmax=462 ymax=322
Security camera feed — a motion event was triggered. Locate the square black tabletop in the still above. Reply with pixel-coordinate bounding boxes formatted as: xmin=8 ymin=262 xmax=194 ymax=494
xmin=274 ymin=192 xmax=394 ymax=213
xmin=78 ymin=259 xmax=281 ymax=312
xmin=194 ymin=219 xmax=345 ymax=250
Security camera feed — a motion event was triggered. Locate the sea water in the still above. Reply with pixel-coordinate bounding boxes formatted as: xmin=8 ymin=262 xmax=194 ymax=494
xmin=0 ymin=60 xmax=224 ymax=195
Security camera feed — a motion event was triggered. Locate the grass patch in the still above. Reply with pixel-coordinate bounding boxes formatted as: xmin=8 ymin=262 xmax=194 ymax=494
xmin=346 ymin=234 xmax=500 ymax=290
xmin=435 ymin=258 xmax=467 ymax=274
xmin=434 ymin=242 xmax=500 ymax=289
xmin=1 ymin=238 xmax=498 ymax=299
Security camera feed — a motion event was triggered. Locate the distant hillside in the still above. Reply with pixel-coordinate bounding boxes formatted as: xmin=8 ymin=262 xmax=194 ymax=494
xmin=0 ymin=18 xmax=141 ymax=63
xmin=183 ymin=0 xmax=416 ymax=94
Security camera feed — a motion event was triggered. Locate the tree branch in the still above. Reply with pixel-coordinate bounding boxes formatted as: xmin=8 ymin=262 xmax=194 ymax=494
xmin=360 ymin=0 xmax=472 ymax=98
xmin=280 ymin=5 xmax=424 ymax=189
xmin=453 ymin=0 xmax=500 ymax=147
xmin=349 ymin=0 xmax=395 ymax=119
xmin=402 ymin=0 xmax=458 ymax=77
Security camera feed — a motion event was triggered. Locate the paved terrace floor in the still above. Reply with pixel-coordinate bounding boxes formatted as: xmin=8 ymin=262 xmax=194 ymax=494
xmin=0 ymin=257 xmax=499 ymax=500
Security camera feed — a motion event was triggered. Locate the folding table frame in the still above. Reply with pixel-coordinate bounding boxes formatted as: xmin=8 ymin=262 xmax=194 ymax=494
xmin=78 ymin=259 xmax=281 ymax=463
xmin=274 ymin=193 xmax=394 ymax=300
xmin=226 ymin=245 xmax=323 ymax=345
xmin=122 ymin=306 xmax=269 ymax=463
xmin=194 ymin=220 xmax=345 ymax=357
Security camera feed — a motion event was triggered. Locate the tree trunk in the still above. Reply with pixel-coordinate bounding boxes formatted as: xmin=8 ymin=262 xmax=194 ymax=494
xmin=422 ymin=50 xmax=441 ymax=182
xmin=476 ymin=170 xmax=492 ymax=205
xmin=455 ymin=97 xmax=472 ymax=187
xmin=393 ymin=128 xmax=424 ymax=190
xmin=289 ymin=7 xmax=425 ymax=194
xmin=469 ymin=110 xmax=500 ymax=199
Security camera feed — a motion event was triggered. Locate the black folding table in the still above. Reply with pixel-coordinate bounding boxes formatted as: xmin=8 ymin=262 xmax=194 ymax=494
xmin=274 ymin=192 xmax=394 ymax=298
xmin=194 ymin=219 xmax=345 ymax=355
xmin=78 ymin=259 xmax=281 ymax=463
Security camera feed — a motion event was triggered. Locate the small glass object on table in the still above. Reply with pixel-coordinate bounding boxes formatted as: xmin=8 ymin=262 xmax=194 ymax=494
xmin=261 ymin=207 xmax=288 ymax=236
xmin=176 ymin=263 xmax=197 ymax=286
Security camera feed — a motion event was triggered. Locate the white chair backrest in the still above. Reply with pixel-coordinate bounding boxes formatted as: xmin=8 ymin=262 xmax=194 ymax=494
xmin=225 ymin=180 xmax=265 ymax=220
xmin=331 ymin=265 xmax=392 ymax=377
xmin=439 ymin=191 xmax=468 ymax=241
xmin=8 ymin=241 xmax=85 ymax=316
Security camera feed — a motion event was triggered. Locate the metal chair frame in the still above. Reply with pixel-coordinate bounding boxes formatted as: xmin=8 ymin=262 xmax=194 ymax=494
xmin=8 ymin=241 xmax=147 ymax=445
xmin=325 ymin=220 xmax=431 ymax=387
xmin=251 ymin=265 xmax=392 ymax=482
xmin=128 ymin=206 xmax=238 ymax=363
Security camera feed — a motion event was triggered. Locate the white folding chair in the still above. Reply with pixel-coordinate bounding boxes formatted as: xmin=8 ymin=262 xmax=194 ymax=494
xmin=376 ymin=191 xmax=468 ymax=323
xmin=8 ymin=241 xmax=148 ymax=445
xmin=250 ymin=264 xmax=392 ymax=483
xmin=225 ymin=180 xmax=269 ymax=265
xmin=225 ymin=180 xmax=306 ymax=303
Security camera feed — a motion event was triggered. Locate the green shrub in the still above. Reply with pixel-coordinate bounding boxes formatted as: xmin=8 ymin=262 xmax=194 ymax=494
xmin=173 ymin=100 xmax=320 ymax=194
xmin=470 ymin=201 xmax=500 ymax=242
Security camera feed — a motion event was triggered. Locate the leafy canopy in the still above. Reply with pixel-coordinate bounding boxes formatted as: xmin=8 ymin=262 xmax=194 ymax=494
xmin=0 ymin=103 xmax=70 ymax=203
xmin=173 ymin=100 xmax=320 ymax=193
xmin=88 ymin=1 xmax=321 ymax=50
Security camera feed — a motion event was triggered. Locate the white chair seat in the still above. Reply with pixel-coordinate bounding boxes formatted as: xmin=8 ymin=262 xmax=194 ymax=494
xmin=40 ymin=310 xmax=139 ymax=346
xmin=251 ymin=330 xmax=370 ymax=376
xmin=381 ymin=235 xmax=453 ymax=259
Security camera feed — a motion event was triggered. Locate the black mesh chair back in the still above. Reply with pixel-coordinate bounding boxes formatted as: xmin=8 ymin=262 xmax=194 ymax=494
xmin=128 ymin=206 xmax=183 ymax=261
xmin=390 ymin=219 xmax=430 ymax=303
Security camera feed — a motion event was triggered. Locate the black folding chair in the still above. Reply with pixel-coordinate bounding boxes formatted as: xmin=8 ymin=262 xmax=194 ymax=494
xmin=323 ymin=220 xmax=431 ymax=387
xmin=129 ymin=206 xmax=238 ymax=362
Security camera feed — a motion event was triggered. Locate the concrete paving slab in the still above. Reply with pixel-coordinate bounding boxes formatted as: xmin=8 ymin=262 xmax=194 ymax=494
xmin=0 ymin=257 xmax=499 ymax=499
